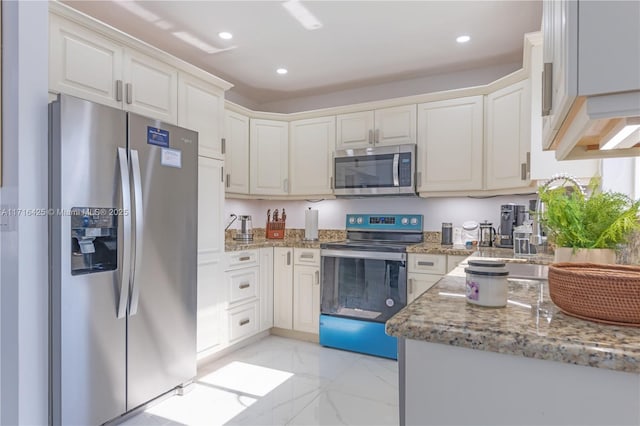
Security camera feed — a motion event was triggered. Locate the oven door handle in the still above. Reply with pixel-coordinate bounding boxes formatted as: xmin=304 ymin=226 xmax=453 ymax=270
xmin=321 ymin=249 xmax=406 ymax=262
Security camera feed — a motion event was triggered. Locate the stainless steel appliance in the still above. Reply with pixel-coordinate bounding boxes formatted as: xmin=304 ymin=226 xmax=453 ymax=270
xmin=333 ymin=144 xmax=416 ymax=196
xmin=496 ymin=204 xmax=526 ymax=248
xmin=320 ymin=214 xmax=423 ymax=359
xmin=49 ymin=94 xmax=198 ymax=425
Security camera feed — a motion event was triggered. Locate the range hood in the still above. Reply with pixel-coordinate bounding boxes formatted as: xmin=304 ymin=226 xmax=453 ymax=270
xmin=550 ymin=92 xmax=640 ymax=160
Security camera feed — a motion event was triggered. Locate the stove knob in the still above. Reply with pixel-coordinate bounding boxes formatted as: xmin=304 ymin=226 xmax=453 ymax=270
xmin=401 ymin=217 xmax=409 ymax=225
xmin=356 ymin=217 xmax=363 ymax=225
xmin=410 ymin=218 xmax=418 ymax=225
xmin=348 ymin=217 xmax=356 ymax=225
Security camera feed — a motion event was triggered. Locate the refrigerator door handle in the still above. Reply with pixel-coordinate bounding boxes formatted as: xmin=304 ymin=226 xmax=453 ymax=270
xmin=117 ymin=147 xmax=132 ymax=319
xmin=129 ymin=149 xmax=144 ymax=316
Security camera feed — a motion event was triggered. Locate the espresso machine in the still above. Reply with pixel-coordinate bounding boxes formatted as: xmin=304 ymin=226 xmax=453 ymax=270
xmin=496 ymin=204 xmax=526 ymax=248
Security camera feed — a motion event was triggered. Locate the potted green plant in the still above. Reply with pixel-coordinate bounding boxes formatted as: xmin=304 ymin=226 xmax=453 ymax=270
xmin=539 ymin=177 xmax=640 ymax=263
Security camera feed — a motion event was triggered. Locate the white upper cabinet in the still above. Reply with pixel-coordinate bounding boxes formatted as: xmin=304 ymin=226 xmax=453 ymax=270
xmin=124 ymin=49 xmax=177 ymax=124
xmin=50 ymin=14 xmax=123 ymax=109
xmin=528 ymin=35 xmax=600 ymax=180
xmin=225 ymin=110 xmax=250 ymax=195
xmin=336 ymin=105 xmax=416 ymax=149
xmin=249 ymin=119 xmax=289 ymax=196
xmin=178 ymin=73 xmax=225 ymax=159
xmin=289 ymin=116 xmax=335 ymax=196
xmin=541 ymin=0 xmax=575 ymax=148
xmin=417 ymin=96 xmax=484 ymax=192
xmin=485 ymin=80 xmax=531 ymax=190
xmin=50 ymin=14 xmax=178 ymax=124
xmin=541 ymin=1 xmax=640 ymax=158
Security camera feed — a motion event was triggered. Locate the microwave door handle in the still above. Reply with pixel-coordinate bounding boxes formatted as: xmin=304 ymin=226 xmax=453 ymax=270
xmin=393 ymin=153 xmax=400 ymax=187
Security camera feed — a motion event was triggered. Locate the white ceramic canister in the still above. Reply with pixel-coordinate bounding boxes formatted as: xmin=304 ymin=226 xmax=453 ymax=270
xmin=464 ymin=260 xmax=509 ymax=307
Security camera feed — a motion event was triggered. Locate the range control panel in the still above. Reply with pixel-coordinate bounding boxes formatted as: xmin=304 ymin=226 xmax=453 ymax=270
xmin=345 ymin=214 xmax=423 ymax=232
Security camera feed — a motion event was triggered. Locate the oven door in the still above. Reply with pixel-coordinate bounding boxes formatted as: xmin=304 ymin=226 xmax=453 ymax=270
xmin=320 ymin=249 xmax=407 ymax=323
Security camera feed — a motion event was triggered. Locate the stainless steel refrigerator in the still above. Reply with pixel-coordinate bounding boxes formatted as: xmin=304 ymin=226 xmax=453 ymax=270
xmin=49 ymin=94 xmax=198 ymax=425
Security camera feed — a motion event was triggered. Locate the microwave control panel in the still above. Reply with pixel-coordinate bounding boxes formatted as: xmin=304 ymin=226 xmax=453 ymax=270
xmin=398 ymin=152 xmax=413 ymax=187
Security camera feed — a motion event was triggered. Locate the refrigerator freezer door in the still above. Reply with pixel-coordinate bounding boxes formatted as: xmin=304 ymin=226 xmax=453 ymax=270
xmin=126 ymin=114 xmax=198 ymax=410
xmin=50 ymin=95 xmax=128 ymax=425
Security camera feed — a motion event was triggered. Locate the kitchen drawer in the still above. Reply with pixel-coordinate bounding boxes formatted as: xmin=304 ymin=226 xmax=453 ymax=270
xmin=227 ymin=266 xmax=259 ymax=306
xmin=228 ymin=301 xmax=259 ymax=343
xmin=226 ymin=250 xmax=259 ymax=270
xmin=294 ymin=248 xmax=320 ymax=266
xmin=408 ymin=254 xmax=447 ymax=275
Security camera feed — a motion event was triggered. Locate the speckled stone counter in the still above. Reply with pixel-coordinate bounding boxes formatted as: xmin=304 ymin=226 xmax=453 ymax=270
xmin=225 ymin=228 xmax=345 ymax=251
xmin=386 ymin=257 xmax=640 ymax=373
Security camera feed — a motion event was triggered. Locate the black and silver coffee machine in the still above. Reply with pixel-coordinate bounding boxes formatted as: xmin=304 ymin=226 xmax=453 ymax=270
xmin=496 ymin=204 xmax=526 ymax=248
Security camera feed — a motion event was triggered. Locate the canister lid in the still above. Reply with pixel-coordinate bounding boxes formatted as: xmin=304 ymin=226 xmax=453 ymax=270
xmin=467 ymin=259 xmax=506 ymax=268
xmin=465 ymin=267 xmax=509 ymax=276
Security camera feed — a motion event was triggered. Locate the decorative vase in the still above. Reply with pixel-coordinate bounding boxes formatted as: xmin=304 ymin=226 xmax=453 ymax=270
xmin=553 ymin=247 xmax=617 ymax=264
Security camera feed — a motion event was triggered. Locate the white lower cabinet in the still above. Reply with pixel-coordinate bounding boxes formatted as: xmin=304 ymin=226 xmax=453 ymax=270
xmin=447 ymin=255 xmax=468 ymax=273
xmin=407 ymin=253 xmax=466 ymax=303
xmin=407 ymin=273 xmax=441 ymax=304
xmin=259 ymin=247 xmax=274 ymax=331
xmin=273 ymin=247 xmax=294 ymax=329
xmin=273 ymin=247 xmax=320 ymax=335
xmin=292 ymin=249 xmax=321 ymax=334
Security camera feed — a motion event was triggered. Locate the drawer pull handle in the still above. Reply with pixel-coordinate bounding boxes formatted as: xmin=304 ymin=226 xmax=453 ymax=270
xmin=300 ymin=253 xmax=314 ymax=259
xmin=239 ymin=256 xmax=250 ymax=262
xmin=239 ymin=318 xmax=250 ymax=326
xmin=418 ymin=261 xmax=435 ymax=266
xmin=239 ymin=282 xmax=250 ymax=289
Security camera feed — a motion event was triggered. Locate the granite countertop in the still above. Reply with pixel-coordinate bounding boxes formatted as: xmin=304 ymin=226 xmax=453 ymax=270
xmin=225 ymin=228 xmax=346 ymax=252
xmin=386 ymin=255 xmax=640 ymax=374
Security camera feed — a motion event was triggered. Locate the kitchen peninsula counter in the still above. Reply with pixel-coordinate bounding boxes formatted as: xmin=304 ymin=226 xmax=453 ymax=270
xmin=387 ymin=253 xmax=640 ymax=425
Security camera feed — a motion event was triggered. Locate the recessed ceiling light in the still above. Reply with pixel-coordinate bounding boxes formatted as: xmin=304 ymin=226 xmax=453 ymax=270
xmin=456 ymin=35 xmax=471 ymax=43
xmin=218 ymin=31 xmax=233 ymax=40
xmin=276 ymin=68 xmax=288 ymax=75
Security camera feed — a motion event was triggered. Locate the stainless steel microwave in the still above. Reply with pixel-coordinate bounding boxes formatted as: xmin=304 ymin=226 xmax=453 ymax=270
xmin=333 ymin=144 xmax=416 ymax=196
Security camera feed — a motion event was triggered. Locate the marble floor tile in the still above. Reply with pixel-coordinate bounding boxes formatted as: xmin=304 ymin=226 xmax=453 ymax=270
xmin=287 ymin=389 xmax=398 ymax=426
xmin=121 ymin=335 xmax=399 ymax=426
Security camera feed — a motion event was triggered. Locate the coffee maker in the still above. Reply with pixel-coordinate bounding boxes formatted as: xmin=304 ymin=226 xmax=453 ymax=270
xmin=496 ymin=204 xmax=526 ymax=248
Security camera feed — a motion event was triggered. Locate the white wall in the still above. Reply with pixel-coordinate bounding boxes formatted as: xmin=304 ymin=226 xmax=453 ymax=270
xmin=225 ymin=193 xmax=537 ymax=233
xmin=0 ymin=2 xmax=49 ymax=424
xmin=238 ymin=62 xmax=521 ymax=114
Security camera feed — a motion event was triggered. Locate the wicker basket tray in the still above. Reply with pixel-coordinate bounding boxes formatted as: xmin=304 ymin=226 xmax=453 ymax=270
xmin=548 ymin=263 xmax=640 ymax=327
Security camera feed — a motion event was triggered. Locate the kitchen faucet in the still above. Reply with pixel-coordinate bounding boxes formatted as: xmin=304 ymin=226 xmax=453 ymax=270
xmin=531 ymin=173 xmax=586 ymax=253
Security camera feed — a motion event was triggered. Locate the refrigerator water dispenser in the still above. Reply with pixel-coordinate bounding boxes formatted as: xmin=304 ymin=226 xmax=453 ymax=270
xmin=70 ymin=207 xmax=118 ymax=275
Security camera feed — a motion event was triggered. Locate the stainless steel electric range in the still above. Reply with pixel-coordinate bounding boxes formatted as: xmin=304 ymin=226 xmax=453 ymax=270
xmin=320 ymin=214 xmax=423 ymax=359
